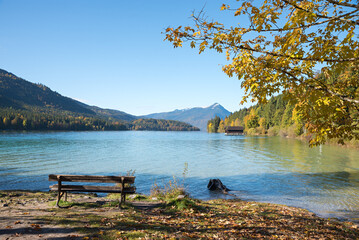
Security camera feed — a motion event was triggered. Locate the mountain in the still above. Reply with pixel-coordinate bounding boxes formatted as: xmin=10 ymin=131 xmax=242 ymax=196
xmin=0 ymin=68 xmax=199 ymax=132
xmin=142 ymin=103 xmax=231 ymax=131
xmin=85 ymin=105 xmax=136 ymax=122
xmin=0 ymin=69 xmax=136 ymax=121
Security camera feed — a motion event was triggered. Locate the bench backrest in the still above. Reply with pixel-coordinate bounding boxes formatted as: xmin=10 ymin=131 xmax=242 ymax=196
xmin=48 ymin=174 xmax=135 ymax=184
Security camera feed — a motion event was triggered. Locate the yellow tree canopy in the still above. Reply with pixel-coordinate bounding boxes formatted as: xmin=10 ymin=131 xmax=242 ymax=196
xmin=165 ymin=0 xmax=359 ymax=145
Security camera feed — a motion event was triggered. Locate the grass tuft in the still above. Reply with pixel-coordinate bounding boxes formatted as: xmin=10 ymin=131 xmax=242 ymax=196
xmin=150 ymin=176 xmax=187 ymax=201
xmin=167 ymin=197 xmax=204 ymax=211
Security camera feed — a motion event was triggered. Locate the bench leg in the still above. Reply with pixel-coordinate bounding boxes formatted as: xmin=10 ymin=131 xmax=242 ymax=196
xmin=119 ymin=193 xmax=126 ymax=208
xmin=56 ymin=178 xmax=63 ymax=207
xmin=56 ymin=191 xmax=65 ymax=207
xmin=64 ymin=191 xmax=68 ymax=202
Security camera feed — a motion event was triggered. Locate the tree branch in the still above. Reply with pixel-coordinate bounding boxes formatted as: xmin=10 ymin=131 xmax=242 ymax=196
xmin=326 ymin=0 xmax=359 ymax=9
xmin=269 ymin=66 xmax=359 ymax=104
xmin=283 ymin=0 xmax=359 ymax=25
xmin=325 ymin=88 xmax=359 ymax=104
xmin=178 ymin=34 xmax=359 ymax=62
xmin=236 ymin=44 xmax=359 ymax=63
xmin=246 ymin=9 xmax=359 ymax=32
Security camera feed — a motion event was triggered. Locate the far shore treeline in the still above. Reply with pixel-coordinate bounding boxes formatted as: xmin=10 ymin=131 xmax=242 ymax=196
xmin=208 ymin=95 xmax=300 ymax=137
xmin=0 ymin=108 xmax=199 ymax=131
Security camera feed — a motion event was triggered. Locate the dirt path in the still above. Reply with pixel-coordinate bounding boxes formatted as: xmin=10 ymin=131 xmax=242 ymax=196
xmin=1 ymin=191 xmax=85 ymax=240
xmin=0 ymin=191 xmax=120 ymax=240
xmin=0 ymin=201 xmax=82 ymax=240
xmin=0 ymin=191 xmax=162 ymax=240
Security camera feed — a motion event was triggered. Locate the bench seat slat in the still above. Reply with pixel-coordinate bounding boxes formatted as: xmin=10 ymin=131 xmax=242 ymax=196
xmin=50 ymin=184 xmax=136 ymax=194
xmin=48 ymin=174 xmax=135 ymax=184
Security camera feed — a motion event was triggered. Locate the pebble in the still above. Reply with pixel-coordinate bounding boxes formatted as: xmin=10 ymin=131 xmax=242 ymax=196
xmin=128 ymin=195 xmax=136 ymax=199
xmin=177 ymin=195 xmax=186 ymax=199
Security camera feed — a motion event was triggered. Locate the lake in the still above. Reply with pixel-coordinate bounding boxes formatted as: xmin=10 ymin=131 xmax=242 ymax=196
xmin=1 ymin=131 xmax=358 ymax=222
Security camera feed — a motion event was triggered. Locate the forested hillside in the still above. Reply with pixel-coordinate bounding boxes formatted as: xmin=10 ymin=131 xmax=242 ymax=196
xmin=0 ymin=108 xmax=128 ymax=131
xmin=0 ymin=69 xmax=199 ymax=132
xmin=0 ymin=69 xmax=136 ymax=120
xmin=207 ymin=95 xmax=303 ymax=137
xmin=0 ymin=107 xmax=199 ymax=131
xmin=0 ymin=69 xmax=93 ymax=114
xmin=131 ymin=118 xmax=199 ymax=131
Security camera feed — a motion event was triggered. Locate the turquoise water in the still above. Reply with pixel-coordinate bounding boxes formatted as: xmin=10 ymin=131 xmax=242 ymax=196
xmin=1 ymin=131 xmax=359 ymax=222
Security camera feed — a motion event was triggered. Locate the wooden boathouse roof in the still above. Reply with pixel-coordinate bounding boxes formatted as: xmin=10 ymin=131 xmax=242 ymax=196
xmin=225 ymin=126 xmax=244 ymax=132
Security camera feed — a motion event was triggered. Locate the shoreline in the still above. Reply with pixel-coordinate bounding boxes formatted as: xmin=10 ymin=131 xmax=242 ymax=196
xmin=247 ymin=133 xmax=359 ymax=149
xmin=1 ymin=190 xmax=358 ymax=239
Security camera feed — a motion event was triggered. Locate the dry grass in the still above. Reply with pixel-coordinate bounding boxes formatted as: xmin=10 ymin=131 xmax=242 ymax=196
xmin=1 ymin=190 xmax=359 ymax=239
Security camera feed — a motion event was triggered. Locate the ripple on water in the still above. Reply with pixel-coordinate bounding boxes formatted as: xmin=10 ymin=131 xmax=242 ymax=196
xmin=1 ymin=132 xmax=359 ymax=223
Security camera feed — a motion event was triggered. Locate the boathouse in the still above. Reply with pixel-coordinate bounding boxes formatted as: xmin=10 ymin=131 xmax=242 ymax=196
xmin=225 ymin=126 xmax=244 ymax=136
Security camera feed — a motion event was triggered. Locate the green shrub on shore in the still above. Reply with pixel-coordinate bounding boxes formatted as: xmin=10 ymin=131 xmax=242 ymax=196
xmin=150 ymin=176 xmax=187 ymax=201
xmin=151 ymin=163 xmax=189 ymax=202
xmin=267 ymin=126 xmax=280 ymax=136
xmin=149 ymin=176 xmax=205 ymax=212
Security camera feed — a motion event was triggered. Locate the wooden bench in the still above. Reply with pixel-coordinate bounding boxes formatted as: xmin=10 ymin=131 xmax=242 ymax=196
xmin=49 ymin=174 xmax=136 ymax=208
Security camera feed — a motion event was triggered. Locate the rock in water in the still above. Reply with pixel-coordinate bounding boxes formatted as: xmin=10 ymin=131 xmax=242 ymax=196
xmin=207 ymin=179 xmax=230 ymax=192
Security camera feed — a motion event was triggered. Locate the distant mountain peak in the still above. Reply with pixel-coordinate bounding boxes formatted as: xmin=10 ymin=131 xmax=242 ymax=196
xmin=143 ymin=103 xmax=231 ymax=131
xmin=208 ymin=103 xmax=221 ymax=109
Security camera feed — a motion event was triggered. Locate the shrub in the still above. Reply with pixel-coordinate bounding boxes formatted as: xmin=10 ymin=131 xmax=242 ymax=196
xmin=150 ymin=177 xmax=187 ymax=201
xmin=279 ymin=128 xmax=288 ymax=137
xmin=167 ymin=198 xmax=204 ymax=211
xmin=287 ymin=125 xmax=298 ymax=138
xmin=267 ymin=126 xmax=280 ymax=136
xmin=256 ymin=126 xmax=266 ymax=135
xmin=245 ymin=128 xmax=257 ymax=135
xmin=294 ymin=123 xmax=304 ymax=136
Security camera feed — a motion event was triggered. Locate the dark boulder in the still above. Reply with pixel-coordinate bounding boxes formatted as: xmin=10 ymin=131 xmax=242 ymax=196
xmin=207 ymin=179 xmax=230 ymax=192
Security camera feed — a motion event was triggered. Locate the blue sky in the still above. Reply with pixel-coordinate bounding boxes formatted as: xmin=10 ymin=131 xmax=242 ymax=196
xmin=0 ymin=0 xmax=251 ymax=115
